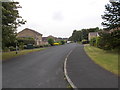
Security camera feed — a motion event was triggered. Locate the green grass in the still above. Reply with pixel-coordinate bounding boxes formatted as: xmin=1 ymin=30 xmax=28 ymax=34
xmin=2 ymin=48 xmax=45 ymax=60
xmin=84 ymin=45 xmax=119 ymax=76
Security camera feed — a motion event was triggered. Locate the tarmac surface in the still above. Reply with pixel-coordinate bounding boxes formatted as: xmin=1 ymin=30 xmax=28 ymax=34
xmin=3 ymin=43 xmax=76 ymax=88
xmin=2 ymin=43 xmax=119 ymax=88
xmin=66 ymin=44 xmax=119 ymax=88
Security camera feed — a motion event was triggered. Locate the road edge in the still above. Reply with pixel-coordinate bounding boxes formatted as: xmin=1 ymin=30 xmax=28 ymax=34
xmin=64 ymin=50 xmax=78 ymax=90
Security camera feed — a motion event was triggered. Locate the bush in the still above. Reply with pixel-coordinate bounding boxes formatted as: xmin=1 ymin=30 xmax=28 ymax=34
xmin=96 ymin=37 xmax=100 ymax=47
xmin=48 ymin=38 xmax=54 ymax=46
xmin=34 ymin=45 xmax=39 ymax=48
xmin=17 ymin=37 xmax=35 ymax=45
xmin=43 ymin=44 xmax=50 ymax=47
xmin=90 ymin=38 xmax=96 ymax=46
xmin=19 ymin=42 xmax=24 ymax=50
xmin=89 ymin=30 xmax=120 ymax=50
xmin=90 ymin=37 xmax=112 ymax=50
xmin=98 ymin=31 xmax=116 ymax=50
xmin=9 ymin=46 xmax=16 ymax=51
xmin=39 ymin=45 xmax=44 ymax=48
xmin=3 ymin=47 xmax=10 ymax=52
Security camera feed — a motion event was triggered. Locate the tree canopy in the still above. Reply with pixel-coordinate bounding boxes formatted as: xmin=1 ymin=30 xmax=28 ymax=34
xmin=91 ymin=1 xmax=120 ymax=50
xmin=101 ymin=1 xmax=120 ymax=30
xmin=69 ymin=27 xmax=101 ymax=42
xmin=2 ymin=2 xmax=26 ymax=48
xmin=48 ymin=38 xmax=54 ymax=46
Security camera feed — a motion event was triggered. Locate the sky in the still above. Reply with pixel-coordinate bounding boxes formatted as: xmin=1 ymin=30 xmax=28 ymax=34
xmin=15 ymin=0 xmax=109 ymax=38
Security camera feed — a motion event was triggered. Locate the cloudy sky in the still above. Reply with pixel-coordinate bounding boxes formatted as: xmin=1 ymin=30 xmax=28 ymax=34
xmin=15 ymin=0 xmax=109 ymax=38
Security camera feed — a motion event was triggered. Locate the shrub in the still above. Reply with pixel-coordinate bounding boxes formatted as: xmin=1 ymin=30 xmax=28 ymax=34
xmin=48 ymin=38 xmax=54 ymax=46
xmin=19 ymin=42 xmax=24 ymax=50
xmin=39 ymin=45 xmax=44 ymax=48
xmin=43 ymin=44 xmax=50 ymax=47
xmin=90 ymin=38 xmax=96 ymax=46
xmin=9 ymin=46 xmax=16 ymax=51
xmin=34 ymin=45 xmax=40 ymax=48
xmin=3 ymin=47 xmax=10 ymax=52
xmin=17 ymin=37 xmax=35 ymax=45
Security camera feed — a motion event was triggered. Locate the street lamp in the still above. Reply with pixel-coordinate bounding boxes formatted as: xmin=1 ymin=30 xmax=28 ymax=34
xmin=15 ymin=40 xmax=18 ymax=54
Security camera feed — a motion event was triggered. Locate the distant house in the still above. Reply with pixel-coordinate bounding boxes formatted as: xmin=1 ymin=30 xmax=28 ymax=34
xmin=42 ymin=37 xmax=48 ymax=42
xmin=109 ymin=27 xmax=120 ymax=33
xmin=42 ymin=35 xmax=68 ymax=44
xmin=47 ymin=35 xmax=57 ymax=41
xmin=42 ymin=37 xmax=48 ymax=45
xmin=42 ymin=35 xmax=56 ymax=44
xmin=17 ymin=28 xmax=43 ymax=45
xmin=88 ymin=32 xmax=99 ymax=41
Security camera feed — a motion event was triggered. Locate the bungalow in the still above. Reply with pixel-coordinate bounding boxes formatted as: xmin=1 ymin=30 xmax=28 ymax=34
xmin=17 ymin=28 xmax=43 ymax=46
xmin=88 ymin=32 xmax=99 ymax=41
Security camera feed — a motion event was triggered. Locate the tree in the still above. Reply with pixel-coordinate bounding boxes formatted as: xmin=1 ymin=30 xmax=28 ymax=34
xmin=2 ymin=2 xmax=26 ymax=49
xmin=101 ymin=1 xmax=120 ymax=30
xmin=69 ymin=27 xmax=101 ymax=42
xmin=69 ymin=30 xmax=82 ymax=42
xmin=68 ymin=36 xmax=72 ymax=41
xmin=99 ymin=1 xmax=120 ymax=50
xmin=48 ymin=38 xmax=54 ymax=46
xmin=71 ymin=30 xmax=77 ymax=42
xmin=81 ymin=29 xmax=88 ymax=40
xmin=81 ymin=27 xmax=101 ymax=40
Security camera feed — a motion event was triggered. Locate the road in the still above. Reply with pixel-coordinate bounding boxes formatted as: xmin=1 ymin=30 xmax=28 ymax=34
xmin=3 ymin=43 xmax=77 ymax=88
xmin=3 ymin=43 xmax=119 ymax=88
xmin=67 ymin=44 xmax=118 ymax=88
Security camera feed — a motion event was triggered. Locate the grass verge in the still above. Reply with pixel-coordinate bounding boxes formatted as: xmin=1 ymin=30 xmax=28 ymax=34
xmin=2 ymin=48 xmax=45 ymax=60
xmin=84 ymin=45 xmax=119 ymax=76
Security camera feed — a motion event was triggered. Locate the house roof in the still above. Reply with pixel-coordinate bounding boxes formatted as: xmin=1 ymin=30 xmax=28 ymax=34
xmin=110 ymin=27 xmax=120 ymax=33
xmin=18 ymin=28 xmax=42 ymax=36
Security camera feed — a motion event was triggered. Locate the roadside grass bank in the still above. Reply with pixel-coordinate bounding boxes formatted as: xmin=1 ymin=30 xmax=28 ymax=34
xmin=2 ymin=48 xmax=45 ymax=60
xmin=84 ymin=45 xmax=119 ymax=76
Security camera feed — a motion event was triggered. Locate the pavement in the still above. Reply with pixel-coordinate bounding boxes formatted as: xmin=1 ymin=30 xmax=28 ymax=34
xmin=66 ymin=44 xmax=119 ymax=88
xmin=2 ymin=43 xmax=77 ymax=88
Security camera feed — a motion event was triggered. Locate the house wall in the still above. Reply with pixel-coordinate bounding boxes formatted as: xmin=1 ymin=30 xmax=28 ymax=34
xmin=88 ymin=32 xmax=99 ymax=41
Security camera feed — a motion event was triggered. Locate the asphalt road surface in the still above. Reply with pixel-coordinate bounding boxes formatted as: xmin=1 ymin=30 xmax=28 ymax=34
xmin=3 ymin=43 xmax=119 ymax=88
xmin=3 ymin=43 xmax=77 ymax=88
xmin=67 ymin=44 xmax=119 ymax=88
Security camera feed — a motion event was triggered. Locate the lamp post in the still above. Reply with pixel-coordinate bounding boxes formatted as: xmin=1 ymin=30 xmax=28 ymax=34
xmin=15 ymin=40 xmax=18 ymax=54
